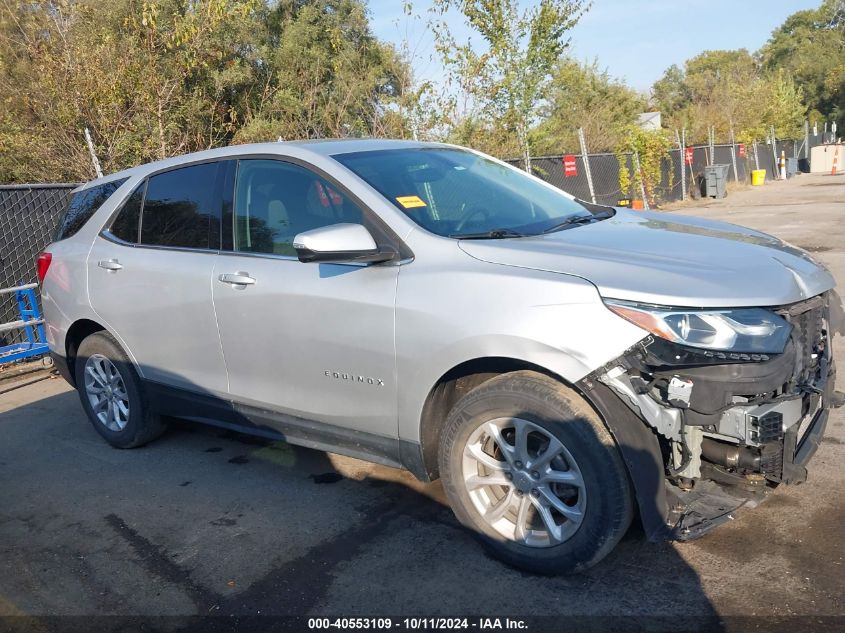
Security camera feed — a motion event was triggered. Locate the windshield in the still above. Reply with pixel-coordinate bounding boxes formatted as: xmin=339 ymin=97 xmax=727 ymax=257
xmin=332 ymin=147 xmax=611 ymax=238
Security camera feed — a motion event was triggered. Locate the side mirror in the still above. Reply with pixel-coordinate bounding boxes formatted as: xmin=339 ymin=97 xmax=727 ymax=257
xmin=293 ymin=223 xmax=397 ymax=264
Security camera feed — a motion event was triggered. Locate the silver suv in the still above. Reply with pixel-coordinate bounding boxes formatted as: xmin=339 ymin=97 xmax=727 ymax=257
xmin=41 ymin=140 xmax=842 ymax=573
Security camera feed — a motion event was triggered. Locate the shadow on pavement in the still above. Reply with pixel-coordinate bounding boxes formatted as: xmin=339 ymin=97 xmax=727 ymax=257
xmin=0 ymin=385 xmax=724 ymax=630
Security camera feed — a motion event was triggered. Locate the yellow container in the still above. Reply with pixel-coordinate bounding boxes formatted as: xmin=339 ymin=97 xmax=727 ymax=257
xmin=751 ymin=169 xmax=766 ymax=186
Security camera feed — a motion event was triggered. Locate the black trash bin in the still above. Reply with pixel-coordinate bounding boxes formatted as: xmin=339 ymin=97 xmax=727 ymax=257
xmin=703 ymin=164 xmax=730 ymax=198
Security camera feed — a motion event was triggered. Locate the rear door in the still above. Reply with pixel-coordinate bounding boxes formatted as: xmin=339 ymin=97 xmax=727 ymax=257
xmin=87 ymin=161 xmax=231 ymax=395
xmin=211 ymin=158 xmax=400 ymax=438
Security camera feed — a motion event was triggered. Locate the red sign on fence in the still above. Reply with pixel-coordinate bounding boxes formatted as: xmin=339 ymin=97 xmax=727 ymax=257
xmin=563 ymin=155 xmax=577 ymax=177
xmin=684 ymin=147 xmax=694 ymax=165
xmin=738 ymin=143 xmax=746 ymax=158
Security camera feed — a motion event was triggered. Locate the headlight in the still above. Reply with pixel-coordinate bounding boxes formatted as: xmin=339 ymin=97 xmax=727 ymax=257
xmin=605 ymin=300 xmax=792 ymax=354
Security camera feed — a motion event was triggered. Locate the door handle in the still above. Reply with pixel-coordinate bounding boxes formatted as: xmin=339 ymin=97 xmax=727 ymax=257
xmin=98 ymin=259 xmax=123 ymax=271
xmin=218 ymin=272 xmax=256 ymax=287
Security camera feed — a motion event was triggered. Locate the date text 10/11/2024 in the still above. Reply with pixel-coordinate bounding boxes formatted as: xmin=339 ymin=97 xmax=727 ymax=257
xmin=307 ymin=618 xmax=529 ymax=630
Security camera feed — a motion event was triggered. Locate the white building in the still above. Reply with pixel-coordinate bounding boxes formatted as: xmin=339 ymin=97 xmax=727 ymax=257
xmin=636 ymin=112 xmax=662 ymax=131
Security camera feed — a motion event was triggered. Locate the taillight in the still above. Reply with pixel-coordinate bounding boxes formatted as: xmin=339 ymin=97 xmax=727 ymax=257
xmin=36 ymin=252 xmax=52 ymax=283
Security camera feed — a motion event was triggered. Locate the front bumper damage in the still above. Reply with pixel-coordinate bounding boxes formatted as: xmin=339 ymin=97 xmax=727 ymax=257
xmin=580 ymin=291 xmax=843 ymax=542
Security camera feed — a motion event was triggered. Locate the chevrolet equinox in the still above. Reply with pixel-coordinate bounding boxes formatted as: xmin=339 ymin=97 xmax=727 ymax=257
xmin=40 ymin=140 xmax=843 ymax=573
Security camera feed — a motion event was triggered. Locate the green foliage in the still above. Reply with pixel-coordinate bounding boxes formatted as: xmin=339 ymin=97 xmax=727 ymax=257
xmin=0 ymin=0 xmax=266 ymax=181
xmin=534 ymin=58 xmax=647 ymax=154
xmin=1 ymin=0 xmax=839 ymax=184
xmin=760 ymin=0 xmax=845 ymax=122
xmin=0 ymin=0 xmax=413 ymax=182
xmin=651 ymin=48 xmax=806 ymax=144
xmin=615 ymin=126 xmax=673 ymax=204
xmin=236 ymin=0 xmax=409 ymax=142
xmin=431 ymin=0 xmax=588 ymax=165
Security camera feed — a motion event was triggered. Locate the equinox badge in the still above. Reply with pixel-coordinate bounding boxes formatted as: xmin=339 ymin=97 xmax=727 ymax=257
xmin=324 ymin=370 xmax=385 ymax=386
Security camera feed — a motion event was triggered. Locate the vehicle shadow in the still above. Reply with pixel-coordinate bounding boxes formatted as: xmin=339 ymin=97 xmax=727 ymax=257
xmin=0 ymin=382 xmax=725 ymax=631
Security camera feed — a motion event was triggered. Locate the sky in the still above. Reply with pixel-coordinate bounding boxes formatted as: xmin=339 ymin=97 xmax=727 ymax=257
xmin=367 ymin=0 xmax=821 ymax=92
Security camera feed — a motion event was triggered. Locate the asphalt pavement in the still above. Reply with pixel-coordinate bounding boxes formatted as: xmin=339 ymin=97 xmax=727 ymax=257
xmin=1 ymin=173 xmax=843 ymax=628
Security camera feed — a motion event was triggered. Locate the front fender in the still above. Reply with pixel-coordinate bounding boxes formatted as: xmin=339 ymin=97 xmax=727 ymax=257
xmin=577 ymin=378 xmax=672 ymax=542
xmin=395 ymin=259 xmax=647 ymax=444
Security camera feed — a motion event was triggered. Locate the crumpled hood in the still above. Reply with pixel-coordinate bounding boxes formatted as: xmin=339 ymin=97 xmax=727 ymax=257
xmin=459 ymin=209 xmax=836 ymax=307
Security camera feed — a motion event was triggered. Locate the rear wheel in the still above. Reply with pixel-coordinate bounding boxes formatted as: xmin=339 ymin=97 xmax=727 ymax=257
xmin=74 ymin=331 xmax=166 ymax=448
xmin=438 ymin=371 xmax=633 ymax=574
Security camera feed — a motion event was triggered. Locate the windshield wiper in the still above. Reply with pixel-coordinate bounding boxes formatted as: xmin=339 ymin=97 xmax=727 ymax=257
xmin=450 ymin=228 xmax=528 ymax=239
xmin=542 ymin=210 xmax=614 ymax=234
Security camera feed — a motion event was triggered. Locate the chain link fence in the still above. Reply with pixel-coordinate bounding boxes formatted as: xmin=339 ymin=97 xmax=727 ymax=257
xmin=509 ymin=136 xmax=818 ymax=208
xmin=0 ymin=184 xmax=77 ymax=345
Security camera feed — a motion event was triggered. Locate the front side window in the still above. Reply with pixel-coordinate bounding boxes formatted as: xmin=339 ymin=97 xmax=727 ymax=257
xmin=140 ymin=162 xmax=225 ymax=249
xmin=56 ymin=178 xmax=128 ymax=241
xmin=233 ymin=159 xmax=362 ymax=256
xmin=333 ymin=148 xmax=607 ymax=237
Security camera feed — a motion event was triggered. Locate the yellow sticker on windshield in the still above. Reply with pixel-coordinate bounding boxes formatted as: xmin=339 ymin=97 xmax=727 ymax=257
xmin=396 ymin=195 xmax=427 ymax=209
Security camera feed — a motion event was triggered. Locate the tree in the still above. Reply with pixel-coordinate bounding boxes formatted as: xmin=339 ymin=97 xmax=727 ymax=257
xmin=650 ymin=48 xmax=805 ymax=143
xmin=0 ymin=0 xmax=265 ymax=181
xmin=0 ymin=0 xmax=414 ymax=183
xmin=431 ymin=0 xmax=589 ymax=168
xmin=534 ymin=58 xmax=647 ymax=154
xmin=651 ymin=64 xmax=688 ymax=118
xmin=760 ymin=0 xmax=845 ymax=122
xmin=235 ymin=0 xmax=409 ymax=142
xmin=652 ymin=50 xmax=757 ymax=140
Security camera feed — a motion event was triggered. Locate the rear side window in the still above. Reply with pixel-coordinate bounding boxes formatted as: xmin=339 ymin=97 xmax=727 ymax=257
xmin=109 ymin=182 xmax=144 ymax=243
xmin=140 ymin=162 xmax=224 ymax=250
xmin=55 ymin=178 xmax=128 ymax=241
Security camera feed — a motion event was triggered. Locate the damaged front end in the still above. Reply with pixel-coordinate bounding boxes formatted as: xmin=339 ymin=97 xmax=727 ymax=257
xmin=580 ymin=291 xmax=844 ymax=541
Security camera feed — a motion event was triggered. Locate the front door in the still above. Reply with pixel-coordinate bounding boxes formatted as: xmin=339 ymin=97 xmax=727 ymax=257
xmin=211 ymin=159 xmax=399 ymax=438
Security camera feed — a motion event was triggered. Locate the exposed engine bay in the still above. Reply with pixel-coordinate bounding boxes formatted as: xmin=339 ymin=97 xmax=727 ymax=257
xmin=588 ymin=290 xmax=844 ymax=539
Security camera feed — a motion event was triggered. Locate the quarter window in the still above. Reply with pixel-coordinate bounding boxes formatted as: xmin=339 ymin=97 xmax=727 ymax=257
xmin=109 ymin=182 xmax=144 ymax=243
xmin=140 ymin=162 xmax=225 ymax=250
xmin=55 ymin=178 xmax=128 ymax=241
xmin=233 ymin=160 xmax=363 ymax=256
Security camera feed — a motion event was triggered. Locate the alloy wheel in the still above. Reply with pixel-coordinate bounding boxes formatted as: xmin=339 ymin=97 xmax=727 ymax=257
xmin=461 ymin=417 xmax=586 ymax=547
xmin=84 ymin=354 xmax=130 ymax=432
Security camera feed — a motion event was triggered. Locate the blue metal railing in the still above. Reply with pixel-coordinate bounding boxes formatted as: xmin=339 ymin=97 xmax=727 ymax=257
xmin=0 ymin=283 xmax=49 ymax=365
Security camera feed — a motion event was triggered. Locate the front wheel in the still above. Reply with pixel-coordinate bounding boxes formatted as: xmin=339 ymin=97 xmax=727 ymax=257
xmin=438 ymin=371 xmax=633 ymax=574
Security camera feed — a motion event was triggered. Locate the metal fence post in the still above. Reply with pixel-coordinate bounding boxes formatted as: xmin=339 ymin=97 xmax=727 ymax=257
xmin=729 ymin=127 xmax=738 ymax=182
xmin=675 ymin=129 xmax=686 ymax=201
xmin=770 ymin=126 xmax=779 ymax=177
xmin=707 ymin=125 xmax=716 ymax=165
xmin=633 ymin=151 xmax=649 ymax=211
xmin=577 ymin=128 xmax=596 ymax=204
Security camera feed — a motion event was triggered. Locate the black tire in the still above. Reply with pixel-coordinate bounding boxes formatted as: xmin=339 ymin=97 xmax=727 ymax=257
xmin=74 ymin=331 xmax=166 ymax=449
xmin=438 ymin=370 xmax=633 ymax=574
